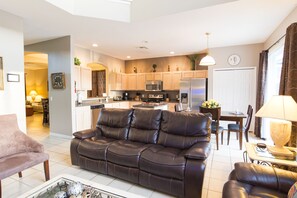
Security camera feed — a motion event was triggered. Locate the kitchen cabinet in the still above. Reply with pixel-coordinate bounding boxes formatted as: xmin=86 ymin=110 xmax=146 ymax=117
xmin=74 ymin=66 xmax=92 ymax=91
xmin=162 ymin=72 xmax=182 ymax=90
xmin=136 ymin=73 xmax=145 ymax=90
xmin=181 ymin=70 xmax=208 ymax=79
xmin=110 ymin=72 xmax=122 ymax=90
xmin=145 ymin=72 xmax=163 ymax=81
xmin=129 ymin=101 xmax=142 ymax=108
xmin=127 ymin=74 xmax=137 ymax=90
xmin=75 ymin=106 xmax=91 ymax=131
xmin=167 ymin=103 xmax=178 ymax=112
xmin=121 ymin=74 xmax=127 ymax=90
xmin=120 ymin=101 xmax=130 ymax=108
xmin=194 ymin=70 xmax=208 ymax=78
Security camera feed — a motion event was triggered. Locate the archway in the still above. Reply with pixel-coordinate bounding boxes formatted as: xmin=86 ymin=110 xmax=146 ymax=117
xmin=87 ymin=62 xmax=109 ymax=98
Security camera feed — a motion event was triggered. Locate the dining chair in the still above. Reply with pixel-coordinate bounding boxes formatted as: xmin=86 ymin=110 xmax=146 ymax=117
xmin=227 ymin=105 xmax=253 ymax=147
xmin=174 ymin=103 xmax=183 ymax=112
xmin=42 ymin=98 xmax=49 ymax=125
xmin=200 ymin=106 xmax=224 ymax=150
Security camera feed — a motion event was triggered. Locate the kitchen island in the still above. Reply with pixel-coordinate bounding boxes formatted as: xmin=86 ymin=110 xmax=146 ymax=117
xmin=132 ymin=102 xmax=168 ymax=110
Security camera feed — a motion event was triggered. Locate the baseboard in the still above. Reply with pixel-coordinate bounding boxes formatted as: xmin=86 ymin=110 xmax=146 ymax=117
xmin=50 ymin=132 xmax=72 ymax=140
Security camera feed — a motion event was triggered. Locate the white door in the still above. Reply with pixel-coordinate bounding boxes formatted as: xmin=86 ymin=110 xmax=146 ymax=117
xmin=213 ymin=67 xmax=256 ymax=130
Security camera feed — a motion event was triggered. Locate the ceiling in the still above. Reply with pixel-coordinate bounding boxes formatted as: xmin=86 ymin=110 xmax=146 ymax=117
xmin=0 ymin=0 xmax=297 ymax=60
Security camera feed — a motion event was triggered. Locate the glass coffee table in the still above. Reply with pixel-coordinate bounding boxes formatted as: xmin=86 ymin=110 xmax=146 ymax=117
xmin=245 ymin=142 xmax=297 ymax=169
xmin=18 ymin=174 xmax=145 ymax=198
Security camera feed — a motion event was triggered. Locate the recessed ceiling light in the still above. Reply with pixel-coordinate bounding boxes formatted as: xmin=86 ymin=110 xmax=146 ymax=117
xmin=170 ymin=51 xmax=175 ymax=54
xmin=92 ymin=43 xmax=98 ymax=47
xmin=127 ymin=56 xmax=131 ymax=59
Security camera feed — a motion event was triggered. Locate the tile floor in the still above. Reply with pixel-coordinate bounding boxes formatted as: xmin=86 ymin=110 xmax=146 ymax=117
xmin=3 ymin=113 xmax=262 ymax=198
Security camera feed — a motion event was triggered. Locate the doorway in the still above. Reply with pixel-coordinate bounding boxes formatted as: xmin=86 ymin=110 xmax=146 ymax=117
xmin=87 ymin=63 xmax=109 ymax=98
xmin=24 ymin=52 xmax=50 ymax=135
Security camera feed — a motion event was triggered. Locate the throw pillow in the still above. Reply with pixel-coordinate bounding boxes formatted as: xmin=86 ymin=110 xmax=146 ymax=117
xmin=288 ymin=182 xmax=297 ymax=198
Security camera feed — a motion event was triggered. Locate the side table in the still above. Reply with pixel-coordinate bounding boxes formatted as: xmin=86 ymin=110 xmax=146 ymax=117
xmin=26 ymin=106 xmax=34 ymax=116
xmin=245 ymin=142 xmax=297 ymax=169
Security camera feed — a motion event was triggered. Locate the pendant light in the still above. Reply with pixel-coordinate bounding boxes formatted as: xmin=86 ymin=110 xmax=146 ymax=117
xmin=200 ymin=33 xmax=216 ymax=66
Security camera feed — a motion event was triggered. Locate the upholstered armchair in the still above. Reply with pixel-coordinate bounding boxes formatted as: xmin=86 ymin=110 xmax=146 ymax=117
xmin=0 ymin=114 xmax=50 ymax=197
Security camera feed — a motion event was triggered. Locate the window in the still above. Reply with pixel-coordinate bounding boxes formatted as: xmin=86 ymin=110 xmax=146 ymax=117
xmin=261 ymin=42 xmax=284 ymax=141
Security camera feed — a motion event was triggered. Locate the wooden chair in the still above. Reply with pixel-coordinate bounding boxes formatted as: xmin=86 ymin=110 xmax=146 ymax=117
xmin=200 ymin=106 xmax=224 ymax=150
xmin=227 ymin=105 xmax=253 ymax=147
xmin=42 ymin=98 xmax=49 ymax=125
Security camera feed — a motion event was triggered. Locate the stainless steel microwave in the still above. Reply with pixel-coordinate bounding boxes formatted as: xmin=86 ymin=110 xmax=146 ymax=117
xmin=145 ymin=80 xmax=163 ymax=91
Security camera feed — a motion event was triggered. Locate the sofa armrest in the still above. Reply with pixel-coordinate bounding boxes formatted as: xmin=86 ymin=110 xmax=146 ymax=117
xmin=184 ymin=142 xmax=211 ymax=160
xmin=233 ymin=162 xmax=297 ymax=193
xmin=73 ymin=128 xmax=100 ymax=139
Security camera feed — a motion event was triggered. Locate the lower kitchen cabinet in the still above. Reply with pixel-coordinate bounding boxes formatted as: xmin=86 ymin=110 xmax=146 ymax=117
xmin=75 ymin=106 xmax=91 ymax=131
xmin=167 ymin=103 xmax=178 ymax=112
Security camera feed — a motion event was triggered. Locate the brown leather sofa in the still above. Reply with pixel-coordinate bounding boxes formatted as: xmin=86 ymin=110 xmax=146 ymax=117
xmin=71 ymin=108 xmax=212 ymax=198
xmin=223 ymin=162 xmax=297 ymax=198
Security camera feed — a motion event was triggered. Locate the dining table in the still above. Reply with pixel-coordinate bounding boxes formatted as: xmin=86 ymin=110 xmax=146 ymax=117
xmin=220 ymin=111 xmax=247 ymax=150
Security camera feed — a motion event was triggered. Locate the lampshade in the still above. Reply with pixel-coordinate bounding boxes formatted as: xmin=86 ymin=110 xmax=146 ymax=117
xmin=26 ymin=96 xmax=32 ymax=102
xmin=199 ymin=55 xmax=216 ymax=66
xmin=255 ymin=95 xmax=297 ymax=122
xmin=35 ymin=95 xmax=43 ymax=102
xmin=199 ymin=32 xmax=216 ymax=66
xmin=29 ymin=90 xmax=38 ymax=97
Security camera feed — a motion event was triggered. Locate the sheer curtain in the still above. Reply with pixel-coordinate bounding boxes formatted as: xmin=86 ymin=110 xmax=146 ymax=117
xmin=279 ymin=23 xmax=297 ymax=147
xmin=261 ymin=44 xmax=284 ymax=142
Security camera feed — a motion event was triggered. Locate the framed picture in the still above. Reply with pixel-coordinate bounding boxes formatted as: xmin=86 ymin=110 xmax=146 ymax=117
xmin=0 ymin=57 xmax=3 ymax=90
xmin=51 ymin=72 xmax=66 ymax=89
xmin=7 ymin=73 xmax=20 ymax=82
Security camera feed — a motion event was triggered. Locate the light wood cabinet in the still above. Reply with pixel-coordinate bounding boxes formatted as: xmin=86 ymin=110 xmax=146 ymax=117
xmin=182 ymin=71 xmax=194 ymax=79
xmin=74 ymin=66 xmax=92 ymax=91
xmin=80 ymin=66 xmax=92 ymax=90
xmin=194 ymin=70 xmax=208 ymax=78
xmin=75 ymin=106 xmax=91 ymax=131
xmin=145 ymin=72 xmax=163 ymax=81
xmin=127 ymin=74 xmax=137 ymax=90
xmin=110 ymin=72 xmax=122 ymax=90
xmin=162 ymin=72 xmax=181 ymax=90
xmin=129 ymin=101 xmax=142 ymax=108
xmin=121 ymin=74 xmax=127 ymax=90
xmin=167 ymin=103 xmax=178 ymax=112
xmin=136 ymin=73 xmax=145 ymax=90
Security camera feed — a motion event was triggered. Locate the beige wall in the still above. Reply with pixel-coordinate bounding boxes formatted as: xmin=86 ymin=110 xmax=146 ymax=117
xmin=0 ymin=10 xmax=26 ymax=131
xmin=125 ymin=54 xmax=206 ymax=73
xmin=25 ymin=68 xmax=48 ymax=98
xmin=264 ymin=7 xmax=297 ymax=49
xmin=207 ymin=43 xmax=264 ymax=99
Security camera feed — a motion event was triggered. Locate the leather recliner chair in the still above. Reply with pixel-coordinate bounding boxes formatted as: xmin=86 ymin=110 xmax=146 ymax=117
xmin=71 ymin=108 xmax=212 ymax=198
xmin=223 ymin=162 xmax=297 ymax=198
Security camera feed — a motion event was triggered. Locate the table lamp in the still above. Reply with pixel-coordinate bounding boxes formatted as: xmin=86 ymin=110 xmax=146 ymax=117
xmin=255 ymin=95 xmax=297 ymax=156
xmin=29 ymin=90 xmax=38 ymax=101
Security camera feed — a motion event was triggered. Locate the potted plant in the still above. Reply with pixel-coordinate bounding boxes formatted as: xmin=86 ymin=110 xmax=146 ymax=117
xmin=74 ymin=57 xmax=81 ymax=66
xmin=152 ymin=64 xmax=157 ymax=72
xmin=186 ymin=54 xmax=199 ymax=70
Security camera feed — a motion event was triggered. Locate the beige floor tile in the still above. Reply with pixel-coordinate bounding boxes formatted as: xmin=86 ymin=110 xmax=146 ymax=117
xmin=128 ymin=185 xmax=154 ymax=197
xmin=207 ymin=190 xmax=222 ymax=198
xmin=208 ymin=178 xmax=226 ymax=193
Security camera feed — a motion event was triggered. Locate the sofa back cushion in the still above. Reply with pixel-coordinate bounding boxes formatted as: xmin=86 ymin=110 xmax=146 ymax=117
xmin=158 ymin=111 xmax=211 ymax=149
xmin=97 ymin=108 xmax=133 ymax=140
xmin=128 ymin=109 xmax=162 ymax=144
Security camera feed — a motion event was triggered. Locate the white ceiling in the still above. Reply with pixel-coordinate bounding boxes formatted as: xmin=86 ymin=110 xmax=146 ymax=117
xmin=0 ymin=0 xmax=296 ymax=60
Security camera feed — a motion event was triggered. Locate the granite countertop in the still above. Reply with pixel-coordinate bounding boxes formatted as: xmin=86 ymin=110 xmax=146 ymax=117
xmin=132 ymin=102 xmax=168 ymax=108
xmin=76 ymin=99 xmax=178 ymax=107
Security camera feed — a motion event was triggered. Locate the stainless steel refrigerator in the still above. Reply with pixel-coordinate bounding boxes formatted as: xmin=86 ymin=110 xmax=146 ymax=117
xmin=180 ymin=78 xmax=207 ymax=111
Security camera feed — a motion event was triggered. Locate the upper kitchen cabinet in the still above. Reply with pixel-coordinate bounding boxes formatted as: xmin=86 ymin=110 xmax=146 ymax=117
xmin=181 ymin=70 xmax=208 ymax=79
xmin=145 ymin=72 xmax=163 ymax=81
xmin=74 ymin=66 xmax=92 ymax=91
xmin=110 ymin=72 xmax=122 ymax=90
xmin=136 ymin=73 xmax=145 ymax=90
xmin=126 ymin=74 xmax=137 ymax=90
xmin=162 ymin=72 xmax=182 ymax=90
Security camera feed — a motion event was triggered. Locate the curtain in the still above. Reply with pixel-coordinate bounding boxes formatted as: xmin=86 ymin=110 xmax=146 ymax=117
xmin=254 ymin=50 xmax=268 ymax=138
xmin=279 ymin=23 xmax=297 ymax=147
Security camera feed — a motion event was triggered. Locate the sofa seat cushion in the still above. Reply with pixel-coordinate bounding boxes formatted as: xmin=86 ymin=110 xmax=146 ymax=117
xmin=77 ymin=137 xmax=116 ymax=160
xmin=0 ymin=152 xmax=49 ymax=180
xmin=139 ymin=145 xmax=186 ymax=180
xmin=107 ymin=140 xmax=151 ymax=168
